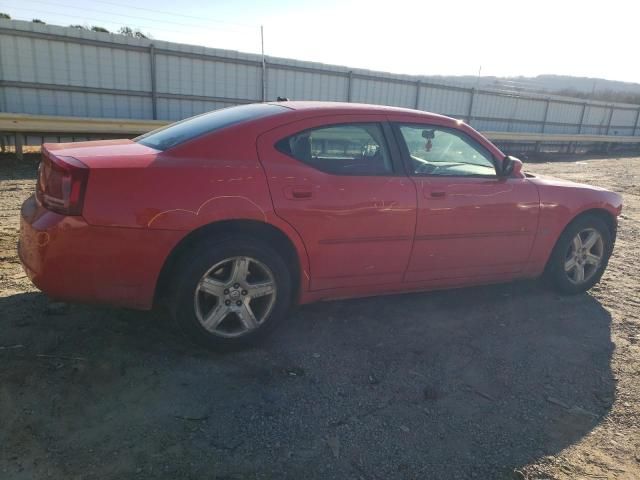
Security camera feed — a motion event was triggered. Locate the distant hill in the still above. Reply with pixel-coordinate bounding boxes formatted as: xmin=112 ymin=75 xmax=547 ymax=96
xmin=427 ymin=74 xmax=640 ymax=105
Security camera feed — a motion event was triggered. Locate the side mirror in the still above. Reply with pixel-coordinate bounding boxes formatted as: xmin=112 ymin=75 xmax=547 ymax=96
xmin=500 ymin=155 xmax=523 ymax=178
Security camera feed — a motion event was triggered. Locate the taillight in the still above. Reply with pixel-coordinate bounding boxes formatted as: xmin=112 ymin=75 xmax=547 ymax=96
xmin=36 ymin=153 xmax=89 ymax=216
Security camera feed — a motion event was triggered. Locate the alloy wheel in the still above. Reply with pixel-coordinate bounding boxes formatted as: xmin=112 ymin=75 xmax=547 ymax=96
xmin=194 ymin=256 xmax=277 ymax=338
xmin=564 ymin=228 xmax=604 ymax=285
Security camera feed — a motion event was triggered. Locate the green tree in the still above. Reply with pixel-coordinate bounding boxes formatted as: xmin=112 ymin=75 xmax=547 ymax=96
xmin=32 ymin=19 xmax=46 ymax=24
xmin=0 ymin=12 xmax=11 ymax=19
xmin=91 ymin=26 xmax=109 ymax=33
xmin=118 ymin=26 xmax=150 ymax=39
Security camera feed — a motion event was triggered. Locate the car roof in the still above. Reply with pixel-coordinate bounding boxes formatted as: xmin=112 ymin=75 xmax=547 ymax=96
xmin=266 ymin=101 xmax=457 ymax=123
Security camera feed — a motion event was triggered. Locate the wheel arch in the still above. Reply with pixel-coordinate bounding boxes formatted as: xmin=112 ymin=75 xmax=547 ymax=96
xmin=154 ymin=219 xmax=306 ymax=308
xmin=565 ymin=207 xmax=617 ymax=242
xmin=544 ymin=207 xmax=617 ymax=273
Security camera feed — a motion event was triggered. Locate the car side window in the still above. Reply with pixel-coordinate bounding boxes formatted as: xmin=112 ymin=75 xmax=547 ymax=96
xmin=276 ymin=123 xmax=393 ymax=175
xmin=397 ymin=125 xmax=496 ymax=177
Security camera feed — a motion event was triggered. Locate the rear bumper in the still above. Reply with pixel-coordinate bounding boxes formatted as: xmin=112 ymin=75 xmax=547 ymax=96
xmin=19 ymin=195 xmax=182 ymax=310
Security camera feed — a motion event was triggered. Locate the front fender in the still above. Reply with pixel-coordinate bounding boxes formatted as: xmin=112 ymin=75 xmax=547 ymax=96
xmin=524 ymin=179 xmax=622 ymax=276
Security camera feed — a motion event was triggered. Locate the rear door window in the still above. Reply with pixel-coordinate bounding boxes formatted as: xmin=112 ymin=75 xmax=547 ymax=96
xmin=276 ymin=123 xmax=393 ymax=175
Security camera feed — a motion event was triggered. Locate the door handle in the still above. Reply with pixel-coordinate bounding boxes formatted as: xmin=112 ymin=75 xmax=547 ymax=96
xmin=429 ymin=191 xmax=446 ymax=198
xmin=283 ymin=186 xmax=313 ymax=200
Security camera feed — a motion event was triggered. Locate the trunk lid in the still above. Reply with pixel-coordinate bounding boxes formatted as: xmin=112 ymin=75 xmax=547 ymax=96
xmin=43 ymin=139 xmax=160 ymax=168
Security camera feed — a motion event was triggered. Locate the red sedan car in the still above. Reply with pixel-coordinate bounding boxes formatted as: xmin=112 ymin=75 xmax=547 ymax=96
xmin=19 ymin=102 xmax=622 ymax=349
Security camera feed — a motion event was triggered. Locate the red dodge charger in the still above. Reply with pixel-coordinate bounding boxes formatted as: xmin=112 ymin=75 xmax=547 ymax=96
xmin=19 ymin=102 xmax=622 ymax=349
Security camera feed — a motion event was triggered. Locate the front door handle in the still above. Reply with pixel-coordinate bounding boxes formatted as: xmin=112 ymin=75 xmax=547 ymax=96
xmin=283 ymin=186 xmax=313 ymax=200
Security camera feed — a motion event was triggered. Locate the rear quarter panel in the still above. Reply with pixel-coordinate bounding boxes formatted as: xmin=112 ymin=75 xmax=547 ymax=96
xmin=81 ymin=127 xmax=270 ymax=229
xmin=80 ymin=122 xmax=312 ymax=296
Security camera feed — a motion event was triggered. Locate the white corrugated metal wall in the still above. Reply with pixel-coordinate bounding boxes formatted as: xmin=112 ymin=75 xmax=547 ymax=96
xmin=1 ymin=18 xmax=639 ymax=139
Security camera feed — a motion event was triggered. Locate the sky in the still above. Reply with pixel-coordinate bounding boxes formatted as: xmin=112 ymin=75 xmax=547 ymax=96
xmin=3 ymin=0 xmax=639 ymax=84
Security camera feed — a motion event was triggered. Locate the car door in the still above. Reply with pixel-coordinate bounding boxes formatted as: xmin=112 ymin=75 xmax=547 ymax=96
xmin=392 ymin=121 xmax=540 ymax=282
xmin=257 ymin=115 xmax=417 ymax=291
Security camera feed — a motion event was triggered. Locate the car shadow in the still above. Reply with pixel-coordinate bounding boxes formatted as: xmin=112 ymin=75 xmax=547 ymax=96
xmin=0 ymin=281 xmax=614 ymax=479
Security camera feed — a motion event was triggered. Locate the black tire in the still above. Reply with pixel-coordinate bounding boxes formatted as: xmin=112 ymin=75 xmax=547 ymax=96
xmin=545 ymin=214 xmax=613 ymax=295
xmin=168 ymin=235 xmax=292 ymax=351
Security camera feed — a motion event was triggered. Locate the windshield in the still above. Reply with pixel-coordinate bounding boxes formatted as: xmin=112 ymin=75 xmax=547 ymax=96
xmin=136 ymin=103 xmax=287 ymax=151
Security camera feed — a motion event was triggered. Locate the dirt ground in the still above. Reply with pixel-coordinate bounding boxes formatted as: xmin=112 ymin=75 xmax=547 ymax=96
xmin=1 ymin=153 xmax=639 ymax=480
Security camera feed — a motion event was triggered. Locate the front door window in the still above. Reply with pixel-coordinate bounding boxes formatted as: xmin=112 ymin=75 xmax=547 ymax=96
xmin=397 ymin=125 xmax=496 ymax=177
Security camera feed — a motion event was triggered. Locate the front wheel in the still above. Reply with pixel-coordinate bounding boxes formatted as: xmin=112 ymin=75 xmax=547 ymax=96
xmin=546 ymin=215 xmax=613 ymax=294
xmin=169 ymin=236 xmax=292 ymax=350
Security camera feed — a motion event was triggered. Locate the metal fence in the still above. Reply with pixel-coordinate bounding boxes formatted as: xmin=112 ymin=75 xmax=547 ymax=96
xmin=1 ymin=18 xmax=640 ymax=143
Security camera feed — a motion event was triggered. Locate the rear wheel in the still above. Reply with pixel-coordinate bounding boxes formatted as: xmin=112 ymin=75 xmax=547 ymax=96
xmin=546 ymin=215 xmax=612 ymax=294
xmin=169 ymin=236 xmax=292 ymax=350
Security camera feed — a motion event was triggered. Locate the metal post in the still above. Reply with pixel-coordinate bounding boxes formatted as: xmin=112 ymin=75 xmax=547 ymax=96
xmin=535 ymin=98 xmax=550 ymax=153
xmin=633 ymin=108 xmax=640 ymax=136
xmin=466 ymin=88 xmax=475 ymax=123
xmin=605 ymin=106 xmax=614 ymax=135
xmin=260 ymin=25 xmax=266 ymax=102
xmin=602 ymin=106 xmax=614 ymax=153
xmin=541 ymin=98 xmax=550 ymax=133
xmin=149 ymin=44 xmax=157 ymax=120
xmin=15 ymin=133 xmax=24 ymax=161
xmin=414 ymin=80 xmax=421 ymax=110
xmin=347 ymin=71 xmax=353 ymax=102
xmin=570 ymin=103 xmax=587 ymax=154
xmin=577 ymin=103 xmax=587 ymax=134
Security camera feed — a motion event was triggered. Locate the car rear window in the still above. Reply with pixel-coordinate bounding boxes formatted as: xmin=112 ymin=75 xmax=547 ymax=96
xmin=136 ymin=103 xmax=286 ymax=151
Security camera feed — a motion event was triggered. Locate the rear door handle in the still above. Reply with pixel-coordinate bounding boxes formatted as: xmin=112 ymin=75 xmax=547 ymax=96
xmin=429 ymin=191 xmax=446 ymax=198
xmin=283 ymin=186 xmax=313 ymax=200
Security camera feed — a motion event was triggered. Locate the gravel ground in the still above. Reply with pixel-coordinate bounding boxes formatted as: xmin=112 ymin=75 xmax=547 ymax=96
xmin=0 ymin=153 xmax=639 ymax=480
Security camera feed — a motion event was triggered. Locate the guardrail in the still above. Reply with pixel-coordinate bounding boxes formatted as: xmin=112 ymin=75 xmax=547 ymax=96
xmin=484 ymin=131 xmax=640 ymax=143
xmin=1 ymin=113 xmax=639 ymax=160
xmin=0 ymin=113 xmax=167 ymax=135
